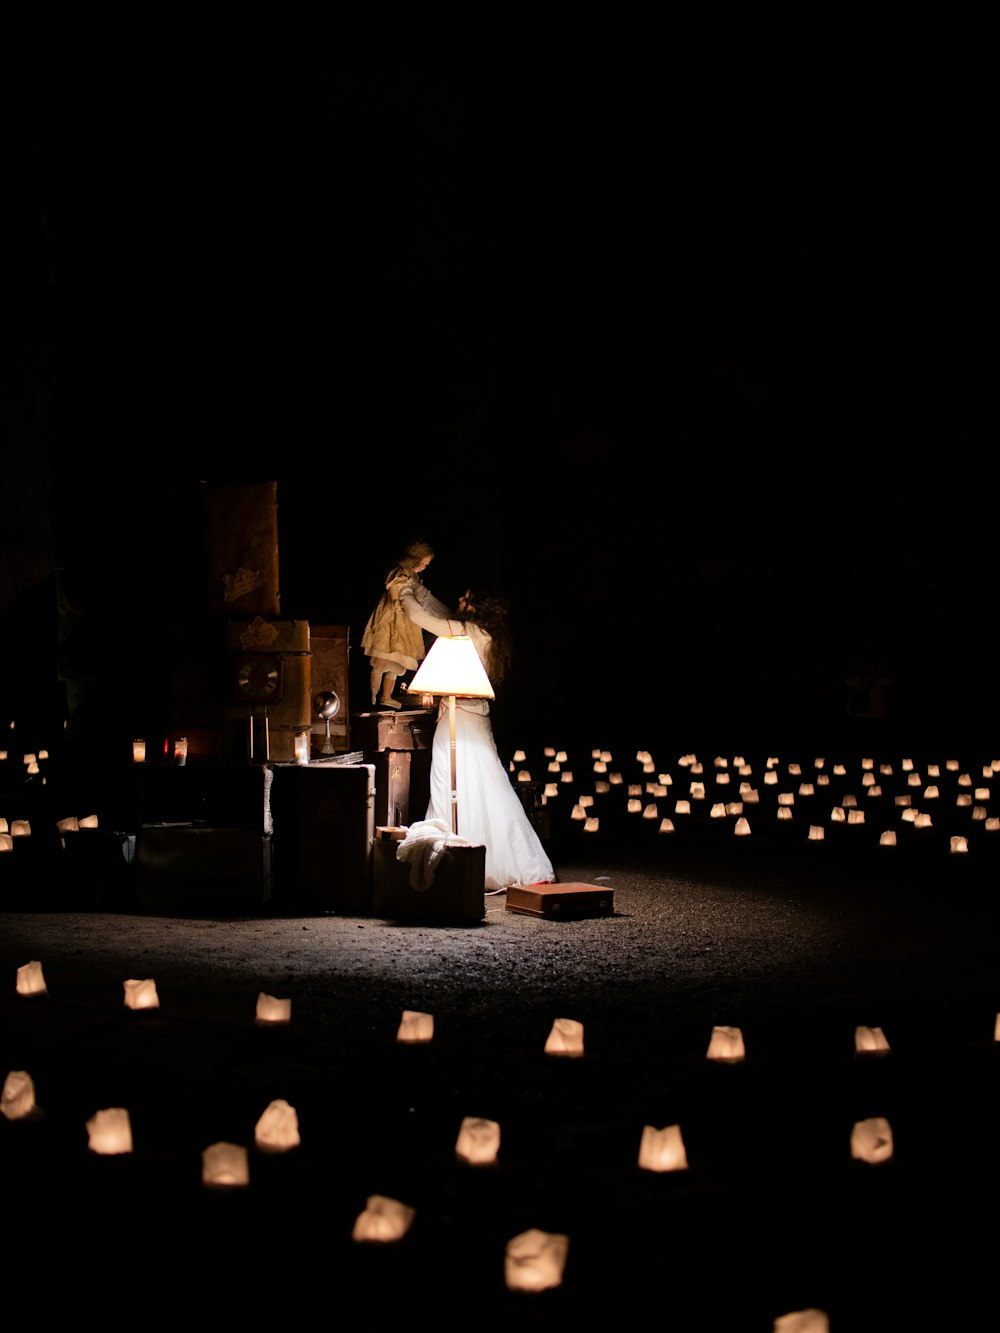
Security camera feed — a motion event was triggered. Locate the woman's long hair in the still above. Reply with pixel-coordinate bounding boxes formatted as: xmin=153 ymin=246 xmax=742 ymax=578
xmin=465 ymin=590 xmax=512 ymax=683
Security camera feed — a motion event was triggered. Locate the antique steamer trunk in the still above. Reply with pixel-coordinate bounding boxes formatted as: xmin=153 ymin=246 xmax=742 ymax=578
xmin=268 ymin=761 xmax=375 ymax=914
xmin=352 ymin=709 xmax=435 ymax=753
xmin=505 ymin=882 xmax=614 ymax=919
xmin=372 ymin=827 xmax=485 ymax=923
xmin=367 ymin=748 xmax=432 ymax=827
xmin=135 ymin=825 xmax=273 ymax=912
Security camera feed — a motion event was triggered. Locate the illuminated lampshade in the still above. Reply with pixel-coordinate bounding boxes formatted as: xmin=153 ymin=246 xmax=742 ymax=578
xmin=254 ymin=1099 xmax=301 ymax=1151
xmin=543 ymin=747 xmax=555 ymax=757
xmin=860 ymin=756 xmax=873 ymax=770
xmin=256 ymin=992 xmax=291 ymax=1024
xmin=636 ymin=750 xmax=651 ymax=764
xmin=950 ymin=835 xmax=969 ymax=853
xmin=716 ymin=801 xmax=735 ymax=818
xmin=56 ymin=816 xmax=80 ymax=833
xmin=397 ymin=1009 xmax=433 ymax=1043
xmin=706 ymin=1025 xmax=745 ymax=1061
xmin=642 ymin=803 xmax=658 ymax=820
xmin=907 ymin=772 xmax=921 ymax=787
xmin=817 ymin=774 xmax=830 ymax=786
xmin=504 ymin=1228 xmax=569 ymax=1293
xmin=584 ymin=817 xmax=599 ymax=832
xmin=638 ymin=1123 xmax=688 ymax=1172
xmin=690 ymin=782 xmax=705 ymax=800
xmin=901 ymin=808 xmax=917 ymax=823
xmin=0 ymin=834 xmax=12 ymax=852
xmin=851 ymin=1116 xmax=893 ymax=1164
xmin=455 ymin=1115 xmax=501 ymax=1165
xmin=679 ymin=754 xmax=695 ymax=766
xmin=202 ymin=1141 xmax=249 ymax=1186
xmin=11 ymin=820 xmax=30 ymax=837
xmin=600 ymin=750 xmax=612 ymax=763
xmin=79 ymin=814 xmax=98 ymax=828
xmin=855 ymin=1025 xmax=890 ymax=1053
xmin=808 ymin=825 xmax=825 ymax=841
xmin=16 ymin=960 xmax=46 ymax=996
xmin=593 ymin=760 xmax=607 ymax=773
xmin=879 ymin=830 xmax=897 ymax=846
xmin=927 ymin=763 xmax=940 ymax=777
xmin=773 ymin=1310 xmax=830 ymax=1333
xmin=972 ymin=806 xmax=987 ymax=821
xmin=674 ymin=799 xmax=691 ymax=815
xmin=659 ymin=772 xmax=672 ymax=785
xmin=1 ymin=1070 xmax=36 ymax=1120
xmin=713 ymin=755 xmax=728 ymax=769
xmin=880 ymin=763 xmax=893 ymax=775
xmin=658 ymin=818 xmax=674 ymax=834
xmin=895 ymin=794 xmax=912 ymax=807
xmin=352 ymin=1194 xmax=415 ymax=1242
xmin=123 ymin=978 xmax=159 ymax=1010
xmin=867 ymin=785 xmax=882 ymax=798
xmin=87 ymin=1107 xmax=133 ymax=1155
xmin=690 ymin=762 xmax=703 ymax=774
xmin=743 ymin=787 xmax=759 ymax=803
xmin=986 ymin=817 xmax=1000 ymax=831
xmin=545 ymin=1017 xmax=584 ymax=1057
xmin=628 ymin=784 xmax=642 ymax=797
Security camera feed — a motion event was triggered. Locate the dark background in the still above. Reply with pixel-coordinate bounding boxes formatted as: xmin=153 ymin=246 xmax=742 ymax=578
xmin=3 ymin=5 xmax=999 ymax=762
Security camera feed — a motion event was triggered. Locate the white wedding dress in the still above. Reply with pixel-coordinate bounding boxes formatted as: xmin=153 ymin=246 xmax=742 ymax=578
xmin=426 ymin=697 xmax=554 ymax=891
xmin=398 ymin=592 xmax=555 ymax=891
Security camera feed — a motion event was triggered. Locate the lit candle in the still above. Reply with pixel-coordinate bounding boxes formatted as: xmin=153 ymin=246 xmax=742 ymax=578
xmin=133 ymin=739 xmax=146 ymax=763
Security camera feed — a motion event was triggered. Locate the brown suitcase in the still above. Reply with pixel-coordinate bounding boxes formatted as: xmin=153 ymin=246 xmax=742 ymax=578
xmin=352 ymin=709 xmax=436 ymax=753
xmin=505 ymin=882 xmax=614 ymax=919
xmin=372 ymin=827 xmax=485 ymax=923
xmin=367 ymin=748 xmax=432 ymax=827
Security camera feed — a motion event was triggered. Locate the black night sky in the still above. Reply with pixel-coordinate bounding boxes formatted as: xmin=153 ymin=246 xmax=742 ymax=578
xmin=3 ymin=6 xmax=999 ymax=759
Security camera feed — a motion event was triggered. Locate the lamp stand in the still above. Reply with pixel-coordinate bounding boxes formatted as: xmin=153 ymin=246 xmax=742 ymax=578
xmin=447 ymin=693 xmax=458 ymax=836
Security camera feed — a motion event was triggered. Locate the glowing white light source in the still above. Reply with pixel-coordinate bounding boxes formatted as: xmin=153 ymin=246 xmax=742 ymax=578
xmin=256 ymin=992 xmax=291 ymax=1024
xmin=255 ymin=1098 xmax=301 ymax=1151
xmin=0 ymin=834 xmax=13 ymax=852
xmin=504 ymin=1229 xmax=568 ymax=1292
xmin=902 ymin=758 xmax=914 ymax=771
xmin=851 ymin=1116 xmax=893 ymax=1164
xmin=950 ymin=835 xmax=969 ymax=853
xmin=544 ymin=783 xmax=558 ymax=797
xmin=855 ymin=1025 xmax=890 ymax=1053
xmin=674 ymin=800 xmax=691 ymax=815
xmin=879 ymin=830 xmax=897 ymax=846
xmin=513 ymin=750 xmax=526 ymax=763
xmin=202 ymin=1141 xmax=249 ymax=1186
xmin=584 ymin=817 xmax=599 ymax=832
xmin=847 ymin=809 xmax=865 ymax=824
xmin=1 ymin=1070 xmax=36 ymax=1120
xmin=353 ymin=1194 xmax=415 ymax=1242
xmin=734 ymin=817 xmax=751 ymax=836
xmin=123 ymin=978 xmax=159 ymax=1010
xmin=11 ymin=820 xmax=30 ymax=837
xmin=556 ymin=751 xmax=567 ymax=763
xmin=455 ymin=1115 xmax=500 ymax=1165
xmin=914 ymin=811 xmax=932 ymax=828
xmin=638 ymin=1123 xmax=688 ymax=1172
xmin=87 ymin=1107 xmax=133 ymax=1155
xmin=776 ymin=807 xmax=793 ymax=821
xmin=571 ymin=804 xmax=586 ymax=821
xmin=16 ymin=961 xmax=46 ymax=996
xmin=397 ymin=1010 xmax=433 ymax=1044
xmin=658 ymin=818 xmax=674 ymax=834
xmin=547 ymin=761 xmax=560 ymax=772
xmin=808 ymin=825 xmax=825 ymax=841
xmin=133 ymin=740 xmax=146 ymax=762
xmin=627 ymin=798 xmax=641 ymax=814
xmin=710 ymin=803 xmax=727 ymax=818
xmin=831 ymin=807 xmax=846 ymax=822
xmin=517 ymin=770 xmax=532 ymax=783
xmin=642 ymin=803 xmax=658 ymax=819
xmin=545 ymin=1017 xmax=584 ymax=1057
xmin=706 ymin=1025 xmax=745 ymax=1061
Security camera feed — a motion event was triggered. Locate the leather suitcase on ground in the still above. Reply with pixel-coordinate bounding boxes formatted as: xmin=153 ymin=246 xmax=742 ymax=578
xmin=372 ymin=827 xmax=485 ymax=923
xmin=135 ymin=825 xmax=273 ymax=913
xmin=367 ymin=748 xmax=432 ymax=827
xmin=505 ymin=882 xmax=614 ymax=919
xmin=352 ymin=709 xmax=436 ymax=753
xmin=268 ymin=762 xmax=375 ymax=914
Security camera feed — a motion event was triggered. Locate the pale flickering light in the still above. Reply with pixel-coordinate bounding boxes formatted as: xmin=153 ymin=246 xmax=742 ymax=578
xmin=734 ymin=817 xmax=751 ymax=836
xmin=880 ymin=763 xmax=893 ymax=775
xmin=706 ymin=1025 xmax=745 ymax=1060
xmin=543 ymin=747 xmax=555 ymax=757
xmin=79 ymin=814 xmax=98 ymax=828
xmin=560 ymin=771 xmax=574 ymax=783
xmin=715 ymin=771 xmax=730 ymax=785
xmin=202 ymin=1141 xmax=249 ymax=1186
xmin=777 ymin=792 xmax=794 ymax=806
xmin=725 ymin=801 xmax=744 ymax=816
xmin=294 ymin=732 xmax=310 ymax=765
xmin=397 ymin=1010 xmax=434 ymax=1044
xmin=907 ymin=772 xmax=922 ymax=787
xmin=776 ymin=807 xmax=793 ymax=822
xmin=847 ymin=809 xmax=865 ymax=825
xmin=517 ymin=769 xmax=532 ymax=783
xmin=831 ymin=807 xmax=846 ymax=822
xmin=584 ymin=816 xmax=599 ymax=832
xmin=0 ymin=817 xmax=7 ymax=833
xmin=808 ymin=824 xmax=825 ymax=841
xmin=860 ymin=757 xmax=873 ymax=771
xmin=764 ymin=770 xmax=778 ymax=785
xmin=132 ymin=739 xmax=146 ymax=762
xmin=592 ymin=749 xmax=602 ymax=759
xmin=862 ymin=772 xmax=875 ymax=787
xmin=773 ymin=1309 xmax=830 ymax=1333
xmin=25 ymin=761 xmax=39 ymax=776
xmin=455 ymin=1115 xmax=501 ymax=1165
xmin=1 ymin=1070 xmax=36 ymax=1121
xmin=593 ymin=760 xmax=607 ymax=773
xmin=742 ymin=788 xmax=759 ymax=803
xmin=254 ymin=1098 xmax=301 ymax=1151
xmin=690 ymin=761 xmax=703 ymax=774
xmin=0 ymin=751 xmax=6 ymax=761
xmin=798 ymin=783 xmax=815 ymax=797
xmin=600 ymin=750 xmax=612 ymax=763
xmin=22 ymin=753 xmax=36 ymax=766
xmin=690 ymin=782 xmax=705 ymax=799
xmin=788 ymin=763 xmax=802 ymax=775
xmin=504 ymin=1229 xmax=569 ymax=1293
xmin=11 ymin=820 xmax=31 ymax=837
xmin=946 ymin=759 xmax=960 ymax=771
xmin=123 ymin=978 xmax=159 ymax=1010
xmin=833 ymin=764 xmax=846 ymax=776
xmin=766 ymin=756 xmax=779 ymax=769
xmin=975 ymin=786 xmax=991 ymax=801
xmin=813 ymin=757 xmax=826 ymax=769
xmin=950 ymin=835 xmax=970 ymax=853
xmin=658 ymin=772 xmax=672 ymax=785
xmin=739 ymin=764 xmax=752 ymax=776
xmin=658 ymin=818 xmax=674 ymax=834
xmin=679 ymin=754 xmax=695 ymax=766
xmin=556 ymin=751 xmax=568 ymax=763
xmin=914 ymin=811 xmax=932 ymax=828
xmin=642 ymin=803 xmax=658 ymax=819
xmin=733 ymin=755 xmax=745 ymax=767
xmin=901 ymin=808 xmax=917 ymax=823
xmin=16 ymin=960 xmax=46 ymax=996
xmin=956 ymin=793 xmax=972 ymax=807
xmin=545 ymin=1017 xmax=584 ymax=1057
xmin=851 ymin=1116 xmax=893 ymax=1164
xmin=842 ymin=793 xmax=857 ymax=807
xmin=628 ymin=783 xmax=642 ymax=797
xmin=817 ymin=774 xmax=830 ymax=786
xmin=674 ymin=798 xmax=692 ymax=815
xmin=513 ymin=750 xmax=527 ymax=763
xmin=958 ymin=772 xmax=972 ymax=787
xmin=972 ymin=805 xmax=988 ymax=821
xmin=879 ymin=830 xmax=897 ymax=846
xmin=855 ymin=1025 xmax=890 ymax=1053
xmin=544 ymin=783 xmax=558 ymax=797
xmin=713 ymin=756 xmax=728 ymax=769
xmin=627 ymin=798 xmax=642 ymax=814
xmin=56 ymin=816 xmax=79 ymax=833
xmin=595 ymin=780 xmax=610 ymax=794
xmin=547 ymin=761 xmax=561 ymax=773
xmin=609 ymin=772 xmax=623 ymax=784
xmin=867 ymin=785 xmax=883 ymax=798
xmin=895 ymin=794 xmax=912 ymax=807
xmin=986 ymin=817 xmax=1000 ymax=831
xmin=902 ymin=757 xmax=914 ymax=771
xmin=638 ymin=1123 xmax=689 ymax=1172
xmin=256 ymin=992 xmax=291 ymax=1024
xmin=353 ymin=1195 xmax=415 ymax=1242
xmin=710 ymin=802 xmax=727 ymax=818
xmin=0 ymin=834 xmax=13 ymax=852
xmin=86 ymin=1107 xmax=133 ymax=1155
xmin=571 ymin=804 xmax=586 ymax=821
xmin=927 ymin=764 xmax=940 ymax=777
xmin=579 ymin=794 xmax=593 ymax=807
xmin=636 ymin=750 xmax=652 ymax=764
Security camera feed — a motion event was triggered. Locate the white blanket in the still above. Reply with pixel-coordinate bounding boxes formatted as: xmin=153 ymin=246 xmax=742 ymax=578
xmin=395 ymin=818 xmax=473 ymax=891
